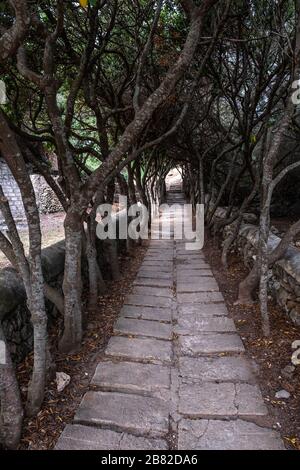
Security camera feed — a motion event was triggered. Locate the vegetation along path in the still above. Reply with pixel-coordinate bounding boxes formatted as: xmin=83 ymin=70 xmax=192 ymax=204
xmin=56 ymin=188 xmax=284 ymax=450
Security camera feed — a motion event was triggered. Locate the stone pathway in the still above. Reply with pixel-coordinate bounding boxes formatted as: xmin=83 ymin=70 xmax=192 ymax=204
xmin=56 ymin=188 xmax=284 ymax=450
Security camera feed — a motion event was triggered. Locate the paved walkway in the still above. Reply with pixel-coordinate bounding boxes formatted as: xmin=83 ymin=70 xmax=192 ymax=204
xmin=56 ymin=188 xmax=284 ymax=450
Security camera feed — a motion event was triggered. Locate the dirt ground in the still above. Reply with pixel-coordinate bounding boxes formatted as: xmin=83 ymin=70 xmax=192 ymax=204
xmin=17 ymin=241 xmax=148 ymax=450
xmin=0 ymin=212 xmax=65 ymax=269
xmin=203 ymin=232 xmax=300 ymax=451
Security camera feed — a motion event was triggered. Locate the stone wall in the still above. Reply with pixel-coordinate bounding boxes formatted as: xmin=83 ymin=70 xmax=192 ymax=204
xmin=0 ymin=159 xmax=63 ymax=225
xmin=31 ymin=174 xmax=63 ymax=214
xmin=0 ymin=159 xmax=25 ymax=222
xmin=216 ymin=209 xmax=300 ymax=326
xmin=0 ymin=241 xmax=65 ymax=362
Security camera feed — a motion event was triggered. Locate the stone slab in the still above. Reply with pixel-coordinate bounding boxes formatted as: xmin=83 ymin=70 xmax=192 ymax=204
xmin=144 ymin=259 xmax=173 ymax=264
xmin=178 ymin=419 xmax=285 ymax=450
xmin=56 ymin=424 xmax=168 ymax=450
xmin=92 ymin=361 xmax=171 ymax=394
xmin=236 ymin=383 xmax=268 ymax=417
xmin=179 ymin=333 xmax=245 ymax=355
xmin=126 ymin=294 xmax=173 ymax=308
xmin=148 ymin=242 xmax=174 ymax=247
xmin=134 ymin=278 xmax=173 ymax=288
xmin=176 ymin=255 xmax=205 ymax=260
xmin=177 ymin=260 xmax=209 ymax=267
xmin=146 ymin=254 xmax=173 ymax=259
xmin=179 ymin=356 xmax=255 ymax=382
xmin=120 ymin=305 xmax=172 ymax=322
xmin=177 ymin=270 xmax=214 ymax=278
xmin=142 ymin=261 xmax=173 ymax=268
xmin=178 ymin=303 xmax=228 ymax=317
xmin=114 ymin=317 xmax=173 ymax=340
xmin=138 ymin=265 xmax=173 ymax=273
xmin=177 ymin=278 xmax=219 ymax=293
xmin=178 ymin=266 xmax=212 ymax=273
xmin=74 ymin=391 xmax=169 ymax=437
xmin=131 ymin=286 xmax=173 ymax=298
xmin=106 ymin=336 xmax=172 ymax=363
xmin=176 ymin=251 xmax=205 ymax=257
xmin=176 ymin=316 xmax=236 ymax=334
xmin=138 ymin=270 xmax=173 ymax=280
xmin=178 ymin=382 xmax=267 ymax=418
xmin=177 ymin=292 xmax=224 ymax=303
xmin=146 ymin=250 xmax=174 ymax=255
xmin=147 ymin=247 xmax=174 ymax=251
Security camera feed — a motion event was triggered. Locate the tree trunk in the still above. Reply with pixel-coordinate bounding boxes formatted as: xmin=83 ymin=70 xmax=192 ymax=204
xmin=0 ymin=327 xmax=23 ymax=449
xmin=59 ymin=211 xmax=83 ymax=353
xmin=0 ymin=112 xmax=48 ymax=415
xmin=86 ymin=220 xmax=106 ymax=311
xmin=198 ymin=153 xmax=205 ymax=205
xmin=26 ymin=297 xmax=48 ymax=416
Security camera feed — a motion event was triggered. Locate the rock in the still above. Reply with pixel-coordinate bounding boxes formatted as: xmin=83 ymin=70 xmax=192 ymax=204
xmin=56 ymin=372 xmax=71 ymax=392
xmin=290 ymin=309 xmax=300 ymax=326
xmin=275 ymin=389 xmax=290 ymax=399
xmin=281 ymin=365 xmax=295 ymax=379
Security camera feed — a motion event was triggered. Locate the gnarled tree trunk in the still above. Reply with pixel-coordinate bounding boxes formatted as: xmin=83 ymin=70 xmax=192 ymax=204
xmin=0 ymin=327 xmax=23 ymax=449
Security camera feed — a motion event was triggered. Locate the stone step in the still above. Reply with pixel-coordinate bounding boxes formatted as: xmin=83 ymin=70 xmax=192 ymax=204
xmin=178 ymin=382 xmax=267 ymax=419
xmin=176 ymin=260 xmax=210 ymax=269
xmin=147 ymin=242 xmax=174 ymax=246
xmin=106 ymin=336 xmax=172 ymax=363
xmin=179 ymin=356 xmax=255 ymax=383
xmin=114 ymin=317 xmax=173 ymax=340
xmin=147 ymin=246 xmax=174 ymax=252
xmin=177 ymin=267 xmax=213 ymax=276
xmin=177 ymin=278 xmax=219 ymax=293
xmin=92 ymin=361 xmax=171 ymax=396
xmin=176 ymin=270 xmax=214 ymax=278
xmin=74 ymin=391 xmax=169 ymax=438
xmin=131 ymin=286 xmax=173 ymax=299
xmin=142 ymin=261 xmax=173 ymax=268
xmin=177 ymin=292 xmax=224 ymax=304
xmin=178 ymin=303 xmax=228 ymax=317
xmin=138 ymin=271 xmax=173 ymax=280
xmin=176 ymin=251 xmax=206 ymax=257
xmin=138 ymin=265 xmax=173 ymax=273
xmin=56 ymin=424 xmax=168 ymax=450
xmin=144 ymin=256 xmax=174 ymax=262
xmin=179 ymin=333 xmax=245 ymax=355
xmin=178 ymin=419 xmax=284 ymax=450
xmin=176 ymin=316 xmax=236 ymax=335
xmin=146 ymin=252 xmax=174 ymax=257
xmin=142 ymin=260 xmax=173 ymax=266
xmin=126 ymin=294 xmax=173 ymax=308
xmin=120 ymin=305 xmax=172 ymax=322
xmin=131 ymin=286 xmax=173 ymax=298
xmin=151 ymin=232 xmax=174 ymax=239
xmin=134 ymin=278 xmax=173 ymax=288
